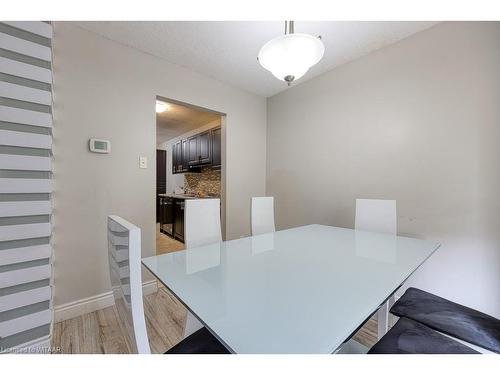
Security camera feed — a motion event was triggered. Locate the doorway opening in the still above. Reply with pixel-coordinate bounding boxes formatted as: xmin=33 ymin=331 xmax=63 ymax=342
xmin=155 ymin=96 xmax=226 ymax=255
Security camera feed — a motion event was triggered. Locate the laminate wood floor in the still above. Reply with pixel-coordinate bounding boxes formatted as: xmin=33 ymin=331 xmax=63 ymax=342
xmin=156 ymin=223 xmax=185 ymax=255
xmin=52 ymin=286 xmax=378 ymax=354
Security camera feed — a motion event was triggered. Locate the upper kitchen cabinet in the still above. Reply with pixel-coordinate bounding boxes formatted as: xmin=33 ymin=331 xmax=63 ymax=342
xmin=211 ymin=127 xmax=222 ymax=170
xmin=172 ymin=140 xmax=183 ymax=173
xmin=198 ymin=130 xmax=212 ymax=164
xmin=173 ymin=126 xmax=222 ymax=173
xmin=187 ymin=135 xmax=199 ymax=166
xmin=172 ymin=141 xmax=177 ymax=173
xmin=188 ymin=130 xmax=212 ymax=166
xmin=181 ymin=139 xmax=189 ymax=172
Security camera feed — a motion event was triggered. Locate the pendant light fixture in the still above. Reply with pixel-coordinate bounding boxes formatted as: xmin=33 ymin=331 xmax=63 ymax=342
xmin=258 ymin=21 xmax=325 ymax=85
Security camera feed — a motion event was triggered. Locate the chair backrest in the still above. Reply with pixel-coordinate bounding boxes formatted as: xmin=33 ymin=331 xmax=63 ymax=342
xmin=183 ymin=199 xmax=222 ymax=338
xmin=184 ymin=198 xmax=222 ymax=248
xmin=251 ymin=196 xmax=276 ymax=235
xmin=107 ymin=215 xmax=150 ymax=354
xmin=355 ymin=199 xmax=397 ymax=235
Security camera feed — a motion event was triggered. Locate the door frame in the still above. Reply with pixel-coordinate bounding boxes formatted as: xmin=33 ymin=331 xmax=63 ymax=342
xmin=155 ymin=95 xmax=228 ymax=239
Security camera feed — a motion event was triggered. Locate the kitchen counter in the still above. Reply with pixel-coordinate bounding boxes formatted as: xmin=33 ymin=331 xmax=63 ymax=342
xmin=157 ymin=193 xmax=220 ymax=200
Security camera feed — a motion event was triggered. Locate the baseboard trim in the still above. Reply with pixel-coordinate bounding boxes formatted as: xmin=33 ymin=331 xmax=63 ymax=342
xmin=54 ymin=280 xmax=158 ymax=323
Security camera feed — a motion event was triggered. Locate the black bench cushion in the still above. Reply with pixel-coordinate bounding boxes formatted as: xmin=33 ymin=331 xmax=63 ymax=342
xmin=165 ymin=327 xmax=230 ymax=354
xmin=368 ymin=317 xmax=479 ymax=354
xmin=390 ymin=287 xmax=500 ymax=353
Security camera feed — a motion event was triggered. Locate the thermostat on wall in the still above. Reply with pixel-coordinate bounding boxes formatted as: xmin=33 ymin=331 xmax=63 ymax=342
xmin=89 ymin=138 xmax=110 ymax=153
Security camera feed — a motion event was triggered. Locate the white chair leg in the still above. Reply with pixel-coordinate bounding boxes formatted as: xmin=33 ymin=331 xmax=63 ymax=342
xmin=377 ymin=301 xmax=389 ymax=339
xmin=387 ymin=294 xmax=396 ymax=328
xmin=183 ymin=311 xmax=203 ymax=338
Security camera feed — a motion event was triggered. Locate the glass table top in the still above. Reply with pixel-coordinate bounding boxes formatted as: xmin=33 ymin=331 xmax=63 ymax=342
xmin=142 ymin=224 xmax=440 ymax=353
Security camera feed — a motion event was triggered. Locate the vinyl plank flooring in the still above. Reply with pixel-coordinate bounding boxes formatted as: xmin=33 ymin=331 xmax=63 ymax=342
xmin=52 ymin=286 xmax=379 ymax=353
xmin=156 ymin=224 xmax=184 ymax=255
xmin=352 ymin=316 xmax=378 ymax=348
xmin=96 ymin=306 xmax=130 ymax=354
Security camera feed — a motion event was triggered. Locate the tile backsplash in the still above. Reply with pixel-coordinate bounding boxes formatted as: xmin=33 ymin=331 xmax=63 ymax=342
xmin=184 ymin=167 xmax=221 ymax=196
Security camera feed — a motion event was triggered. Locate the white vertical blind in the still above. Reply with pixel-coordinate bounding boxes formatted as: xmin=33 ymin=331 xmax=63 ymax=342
xmin=0 ymin=21 xmax=53 ymax=352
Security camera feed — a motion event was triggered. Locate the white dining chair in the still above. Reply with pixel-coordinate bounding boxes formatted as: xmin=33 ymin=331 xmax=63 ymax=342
xmin=251 ymin=196 xmax=276 ymax=235
xmin=184 ymin=198 xmax=222 ymax=248
xmin=354 ymin=199 xmax=397 ymax=339
xmin=355 ymin=198 xmax=397 ymax=235
xmin=107 ymin=215 xmax=228 ymax=354
xmin=107 ymin=215 xmax=150 ymax=353
xmin=183 ymin=198 xmax=222 ymax=337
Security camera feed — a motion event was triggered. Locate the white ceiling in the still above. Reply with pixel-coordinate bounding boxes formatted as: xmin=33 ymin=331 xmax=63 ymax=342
xmin=76 ymin=21 xmax=438 ymax=97
xmin=156 ymin=99 xmax=220 ymax=145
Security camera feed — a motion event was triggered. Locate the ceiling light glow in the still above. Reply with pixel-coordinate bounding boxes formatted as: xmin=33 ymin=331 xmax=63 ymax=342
xmin=156 ymin=100 xmax=169 ymax=113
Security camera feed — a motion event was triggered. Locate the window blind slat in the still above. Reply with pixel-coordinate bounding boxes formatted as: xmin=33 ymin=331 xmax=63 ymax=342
xmin=0 ymin=178 xmax=52 ymax=193
xmin=0 ymin=154 xmax=51 ymax=171
xmin=0 ymin=223 xmax=51 ymax=242
xmin=0 ymin=105 xmax=52 ymax=127
xmin=0 ymin=244 xmax=51 ymax=266
xmin=0 ymin=286 xmax=51 ymax=312
xmin=0 ymin=309 xmax=52 ymax=337
xmin=2 ymin=22 xmax=53 ymax=39
xmin=0 ymin=264 xmax=51 ymax=289
xmin=0 ymin=201 xmax=51 ymax=218
xmin=0 ymin=33 xmax=51 ymax=62
xmin=0 ymin=81 xmax=52 ymax=105
xmin=0 ymin=56 xmax=52 ymax=83
xmin=0 ymin=129 xmax=52 ymax=149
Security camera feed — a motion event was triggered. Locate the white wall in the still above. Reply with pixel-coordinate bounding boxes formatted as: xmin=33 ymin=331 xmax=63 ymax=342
xmin=158 ymin=119 xmax=221 ymax=194
xmin=267 ymin=22 xmax=500 ymax=317
xmin=52 ymin=23 xmax=266 ymax=307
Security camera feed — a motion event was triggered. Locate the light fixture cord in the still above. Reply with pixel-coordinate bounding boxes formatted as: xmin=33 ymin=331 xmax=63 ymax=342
xmin=284 ymin=21 xmax=294 ymax=35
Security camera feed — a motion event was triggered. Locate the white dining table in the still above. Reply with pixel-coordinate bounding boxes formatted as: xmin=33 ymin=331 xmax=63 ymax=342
xmin=142 ymin=224 xmax=440 ymax=353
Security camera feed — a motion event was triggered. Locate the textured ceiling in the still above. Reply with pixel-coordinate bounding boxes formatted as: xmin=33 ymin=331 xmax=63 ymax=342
xmin=76 ymin=21 xmax=438 ymax=97
xmin=156 ymin=99 xmax=220 ymax=145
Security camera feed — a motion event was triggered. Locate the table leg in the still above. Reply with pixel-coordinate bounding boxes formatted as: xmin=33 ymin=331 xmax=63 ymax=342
xmin=388 ymin=294 xmax=396 ymax=327
xmin=377 ymin=294 xmax=397 ymax=339
xmin=377 ymin=301 xmax=389 ymax=339
xmin=183 ymin=311 xmax=203 ymax=338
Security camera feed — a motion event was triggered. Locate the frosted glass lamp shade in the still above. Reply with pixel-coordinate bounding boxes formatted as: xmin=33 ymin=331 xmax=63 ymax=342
xmin=258 ymin=33 xmax=325 ymax=83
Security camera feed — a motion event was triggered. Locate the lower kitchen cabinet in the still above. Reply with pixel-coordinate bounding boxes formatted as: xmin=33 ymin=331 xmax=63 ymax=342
xmin=159 ymin=196 xmax=175 ymax=237
xmin=174 ymin=199 xmax=185 ymax=242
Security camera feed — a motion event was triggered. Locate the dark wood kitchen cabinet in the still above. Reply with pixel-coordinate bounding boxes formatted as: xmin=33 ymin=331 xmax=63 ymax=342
xmin=187 ymin=135 xmax=199 ymax=166
xmin=188 ymin=130 xmax=212 ymax=166
xmin=211 ymin=127 xmax=221 ymax=170
xmin=198 ymin=130 xmax=212 ymax=165
xmin=174 ymin=199 xmax=185 ymax=242
xmin=172 ymin=141 xmax=183 ymax=174
xmin=181 ymin=138 xmax=189 ymax=172
xmin=172 ymin=126 xmax=221 ymax=173
xmin=173 ymin=139 xmax=196 ymax=174
xmin=159 ymin=195 xmax=175 ymax=237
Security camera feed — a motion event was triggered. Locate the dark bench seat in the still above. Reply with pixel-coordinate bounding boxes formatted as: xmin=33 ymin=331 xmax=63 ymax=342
xmin=165 ymin=327 xmax=230 ymax=354
xmin=368 ymin=317 xmax=479 ymax=354
xmin=390 ymin=287 xmax=500 ymax=353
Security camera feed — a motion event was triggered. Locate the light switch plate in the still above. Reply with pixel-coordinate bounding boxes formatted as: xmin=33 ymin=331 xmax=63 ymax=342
xmin=139 ymin=156 xmax=147 ymax=169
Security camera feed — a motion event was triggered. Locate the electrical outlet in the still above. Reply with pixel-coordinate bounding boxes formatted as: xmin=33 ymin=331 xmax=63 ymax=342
xmin=139 ymin=156 xmax=147 ymax=169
